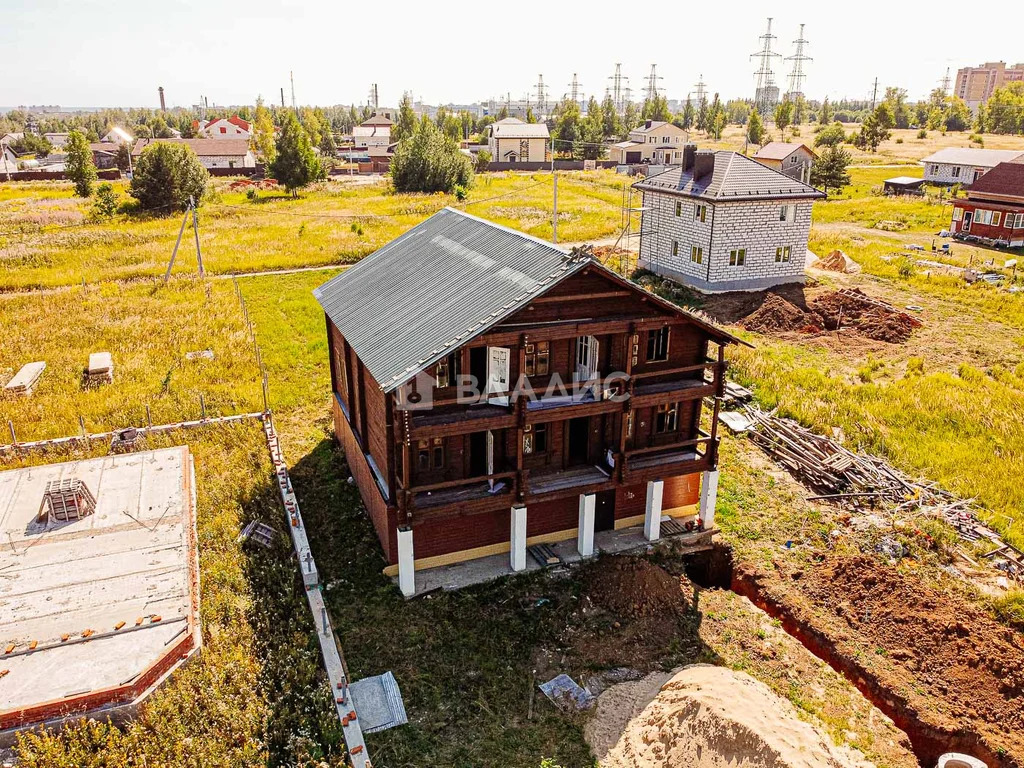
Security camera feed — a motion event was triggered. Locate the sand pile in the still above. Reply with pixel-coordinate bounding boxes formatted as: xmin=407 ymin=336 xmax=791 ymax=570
xmin=817 ymin=250 xmax=857 ymax=273
xmin=585 ymin=557 xmax=692 ymax=619
xmin=742 ymin=294 xmax=824 ymax=334
xmin=586 ymin=664 xmax=870 ymax=768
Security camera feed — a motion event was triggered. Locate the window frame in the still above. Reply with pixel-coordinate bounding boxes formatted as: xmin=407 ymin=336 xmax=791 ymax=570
xmin=675 ymin=200 xmax=682 ymax=216
xmin=654 ymin=402 xmax=679 ymax=434
xmin=436 ymin=350 xmax=462 ymax=388
xmin=775 ymin=246 xmax=792 ymax=263
xmin=524 ymin=340 xmax=550 ymax=377
xmin=646 ymin=326 xmax=670 ymax=362
xmin=417 ymin=437 xmax=446 ymax=471
xmin=690 ymin=245 xmax=703 ymax=264
xmin=671 ymin=240 xmax=679 ymax=257
xmin=523 ymin=422 xmax=548 ymax=455
xmin=694 ymin=204 xmax=707 ymax=223
xmin=729 ymin=248 xmax=746 ymax=267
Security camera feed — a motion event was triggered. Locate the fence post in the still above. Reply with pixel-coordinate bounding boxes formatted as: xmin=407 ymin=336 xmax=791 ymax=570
xmin=200 ymin=394 xmax=207 ymax=420
xmin=262 ymin=375 xmax=270 ymax=413
xmin=146 ymin=404 xmax=153 ymax=430
xmin=8 ymin=420 xmax=16 ymax=445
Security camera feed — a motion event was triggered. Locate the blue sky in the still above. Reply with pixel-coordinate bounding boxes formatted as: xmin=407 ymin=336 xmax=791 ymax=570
xmin=2 ymin=0 xmax=1018 ymax=109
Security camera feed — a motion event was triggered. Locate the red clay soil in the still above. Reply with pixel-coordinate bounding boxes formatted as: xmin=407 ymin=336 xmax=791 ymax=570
xmin=733 ymin=554 xmax=1024 ymax=768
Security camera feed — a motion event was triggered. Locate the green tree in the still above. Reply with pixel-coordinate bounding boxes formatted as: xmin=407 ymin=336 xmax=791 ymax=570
xmin=269 ymin=112 xmax=326 ymax=196
xmin=696 ymin=97 xmax=709 ymax=132
xmin=621 ymin=102 xmax=640 ymax=136
xmin=725 ymin=99 xmax=750 ymax=125
xmin=474 ymin=149 xmax=491 ymax=172
xmin=91 ymin=182 xmax=119 ymax=218
xmin=553 ymin=99 xmax=583 ymax=157
xmin=114 ymin=144 xmax=131 ymax=172
xmin=883 ymin=87 xmax=910 ymax=129
xmin=774 ymin=99 xmax=793 ymax=137
xmin=390 ymin=118 xmax=473 ymax=193
xmin=854 ymin=104 xmax=893 ymax=151
xmin=525 ymin=106 xmax=537 ymax=124
xmin=813 ymin=121 xmax=845 ymax=147
xmin=746 ymin=109 xmax=765 ymax=145
xmin=818 ymin=96 xmax=833 ymax=125
xmin=601 ymin=94 xmax=621 ymax=138
xmin=944 ymin=96 xmax=971 ymax=132
xmin=810 ymin=144 xmax=852 ymax=194
xmin=130 ymin=142 xmax=209 ymax=210
xmin=580 ymin=97 xmax=606 ymax=160
xmin=642 ymin=94 xmax=671 ymax=122
xmin=975 ymin=102 xmax=989 ymax=134
xmin=10 ymin=133 xmax=52 ymax=157
xmin=985 ymin=82 xmax=1024 ymax=134
xmin=251 ymin=97 xmax=277 ymax=165
xmin=393 ymin=93 xmax=418 ymax=144
xmin=679 ymin=96 xmax=695 ymax=131
xmin=65 ymin=130 xmax=97 ymax=197
xmin=792 ymin=95 xmax=808 ymax=125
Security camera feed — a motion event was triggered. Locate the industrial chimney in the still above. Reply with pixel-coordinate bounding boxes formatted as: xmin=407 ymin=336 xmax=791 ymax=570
xmin=158 ymin=86 xmax=166 ymax=111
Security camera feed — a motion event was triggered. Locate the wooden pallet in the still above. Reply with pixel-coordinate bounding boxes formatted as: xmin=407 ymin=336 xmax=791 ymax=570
xmin=528 ymin=543 xmax=563 ymax=568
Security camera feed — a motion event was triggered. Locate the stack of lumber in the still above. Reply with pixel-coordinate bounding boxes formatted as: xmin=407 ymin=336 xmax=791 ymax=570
xmin=744 ymin=405 xmax=1022 ymax=580
xmin=86 ymin=352 xmax=114 ymax=385
xmin=4 ymin=362 xmax=46 ymax=396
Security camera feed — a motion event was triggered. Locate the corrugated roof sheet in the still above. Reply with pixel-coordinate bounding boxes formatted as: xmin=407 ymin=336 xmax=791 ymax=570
xmin=633 ymin=150 xmax=824 ymax=201
xmin=313 ymin=208 xmax=587 ymax=392
xmin=921 ymin=147 xmax=1024 ymax=167
xmin=131 ymin=138 xmax=250 ymax=157
xmin=491 ymin=122 xmax=550 ymax=138
xmin=753 ymin=141 xmax=814 ymax=161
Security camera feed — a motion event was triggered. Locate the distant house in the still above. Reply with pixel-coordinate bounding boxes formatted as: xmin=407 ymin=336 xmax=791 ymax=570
xmin=194 ymin=116 xmax=252 ymax=140
xmin=487 ymin=117 xmax=549 ymax=163
xmin=921 ymin=148 xmax=1024 ymax=185
xmin=633 ymin=146 xmax=825 ymax=292
xmin=101 ymin=127 xmax=134 ymax=145
xmin=0 ymin=132 xmax=24 ymax=149
xmin=607 ymin=120 xmax=689 ymax=165
xmin=752 ymin=142 xmax=815 ymax=184
xmin=131 ymin=138 xmax=255 ymax=170
xmin=950 ymin=162 xmax=1024 ymax=246
xmin=1 ymin=145 xmax=18 ymax=175
xmin=353 ymin=114 xmax=393 ymax=150
xmin=43 ymin=132 xmax=70 ymax=150
xmin=90 ymin=143 xmax=120 ymax=170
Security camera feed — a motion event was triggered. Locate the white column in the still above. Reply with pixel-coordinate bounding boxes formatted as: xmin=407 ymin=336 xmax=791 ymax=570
xmin=397 ymin=526 xmax=415 ymax=597
xmin=577 ymin=493 xmax=595 ymax=557
xmin=644 ymin=479 xmax=664 ymax=541
xmin=699 ymin=469 xmax=720 ymax=530
xmin=510 ymin=505 xmax=527 ymax=572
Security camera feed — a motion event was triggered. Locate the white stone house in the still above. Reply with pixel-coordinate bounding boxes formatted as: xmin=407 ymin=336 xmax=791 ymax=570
xmin=353 ymin=114 xmax=393 ymax=150
xmin=487 ymin=117 xmax=549 ymax=163
xmin=608 ymin=120 xmax=688 ymax=165
xmin=195 ymin=116 xmax=252 ymax=140
xmin=634 ymin=147 xmax=825 ymax=292
xmin=921 ymin=148 xmax=1024 ymax=185
xmin=132 ymin=138 xmax=256 ymax=170
xmin=100 ymin=126 xmax=134 ymax=145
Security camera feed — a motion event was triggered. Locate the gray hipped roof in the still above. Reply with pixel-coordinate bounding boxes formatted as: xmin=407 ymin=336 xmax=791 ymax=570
xmin=314 ymin=208 xmax=590 ymax=392
xmin=634 ymin=150 xmax=824 ymax=201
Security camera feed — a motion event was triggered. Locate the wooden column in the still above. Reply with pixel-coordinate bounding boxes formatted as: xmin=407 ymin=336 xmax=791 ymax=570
xmin=384 ymin=392 xmax=397 ymax=502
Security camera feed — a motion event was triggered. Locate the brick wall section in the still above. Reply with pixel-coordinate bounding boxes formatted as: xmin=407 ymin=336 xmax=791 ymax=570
xmin=414 ymin=507 xmax=509 ymax=559
xmin=639 ymin=190 xmax=814 ymax=291
xmin=664 ymin=474 xmax=700 ymax=509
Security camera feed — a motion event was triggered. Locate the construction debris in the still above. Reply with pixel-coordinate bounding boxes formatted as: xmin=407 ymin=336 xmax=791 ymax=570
xmin=86 ymin=352 xmax=114 ymax=385
xmin=4 ymin=361 xmax=45 ymax=396
xmin=722 ymin=380 xmax=753 ymax=406
xmin=743 ymin=406 xmax=1023 ymax=581
xmin=185 ymin=350 xmax=215 ymax=361
xmin=39 ymin=478 xmax=97 ymax=522
xmin=348 ymin=671 xmax=408 ymax=733
xmin=539 ymin=673 xmax=595 ymax=712
xmin=238 ymin=520 xmax=276 ymax=547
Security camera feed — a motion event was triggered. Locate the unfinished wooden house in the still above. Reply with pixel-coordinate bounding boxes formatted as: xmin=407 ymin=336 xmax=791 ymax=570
xmin=314 ymin=208 xmax=741 ymax=596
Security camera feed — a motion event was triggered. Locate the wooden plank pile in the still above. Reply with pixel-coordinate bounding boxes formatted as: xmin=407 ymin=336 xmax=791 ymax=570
xmin=86 ymin=352 xmax=114 ymax=385
xmin=4 ymin=362 xmax=46 ymax=396
xmin=744 ymin=405 xmax=1022 ymax=580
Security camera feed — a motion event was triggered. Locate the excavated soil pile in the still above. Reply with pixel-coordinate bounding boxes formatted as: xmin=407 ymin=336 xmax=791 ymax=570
xmin=735 ymin=555 xmax=1024 ymax=767
xmin=585 ymin=557 xmax=692 ymax=619
xmin=586 ymin=664 xmax=869 ymax=768
xmin=810 ymin=289 xmax=917 ymax=343
xmin=741 ymin=294 xmax=824 ymax=334
xmin=741 ymin=289 xmax=918 ymax=343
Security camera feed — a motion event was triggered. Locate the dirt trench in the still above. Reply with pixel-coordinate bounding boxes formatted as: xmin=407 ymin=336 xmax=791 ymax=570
xmin=726 ymin=554 xmax=1023 ymax=768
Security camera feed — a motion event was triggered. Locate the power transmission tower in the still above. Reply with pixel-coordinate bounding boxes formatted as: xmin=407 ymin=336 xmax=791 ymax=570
xmin=785 ymin=24 xmax=811 ymax=99
xmin=368 ymin=84 xmax=379 ymax=111
xmin=644 ymin=64 xmax=663 ymax=102
xmin=750 ymin=17 xmax=782 ymax=115
xmin=694 ymin=74 xmax=708 ymax=104
xmin=939 ymin=68 xmax=951 ymax=96
xmin=534 ymin=75 xmax=547 ymax=115
xmin=567 ymin=73 xmax=582 ymax=107
xmin=608 ymin=63 xmax=629 ymax=114
xmin=870 ymin=77 xmax=879 ymax=109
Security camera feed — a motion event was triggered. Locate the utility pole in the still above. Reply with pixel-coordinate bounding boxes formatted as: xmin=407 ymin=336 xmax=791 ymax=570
xmin=871 ymin=77 xmax=879 ymax=109
xmin=280 ymin=87 xmax=286 ymax=109
xmin=551 ymin=145 xmax=558 ymax=244
xmin=191 ymin=196 xmax=204 ymax=278
xmin=751 ymin=17 xmax=782 ymax=115
xmin=290 ymin=71 xmax=298 ymax=114
xmin=644 ymin=64 xmax=663 ymax=102
xmin=785 ymin=24 xmax=811 ymax=99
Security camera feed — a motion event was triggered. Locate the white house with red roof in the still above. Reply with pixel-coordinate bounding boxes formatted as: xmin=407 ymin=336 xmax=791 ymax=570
xmin=194 ymin=116 xmax=252 ymax=140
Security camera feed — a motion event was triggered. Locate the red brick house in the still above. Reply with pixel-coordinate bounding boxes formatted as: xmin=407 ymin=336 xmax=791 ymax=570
xmin=951 ymin=161 xmax=1024 ymax=247
xmin=314 ymin=208 xmax=742 ymax=596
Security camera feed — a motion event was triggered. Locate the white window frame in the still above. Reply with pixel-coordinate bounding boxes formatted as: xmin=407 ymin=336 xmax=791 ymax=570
xmin=675 ymin=200 xmax=682 ymax=216
xmin=694 ymin=204 xmax=706 ymax=223
xmin=779 ymin=204 xmax=796 ymax=222
xmin=691 ymin=245 xmax=704 ymax=264
xmin=775 ymin=246 xmax=792 ymax=263
xmin=729 ymin=248 xmax=746 ymax=267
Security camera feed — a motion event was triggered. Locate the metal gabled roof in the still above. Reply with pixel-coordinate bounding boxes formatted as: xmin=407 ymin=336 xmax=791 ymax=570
xmin=633 ymin=150 xmax=824 ymax=202
xmin=313 ymin=208 xmax=590 ymax=393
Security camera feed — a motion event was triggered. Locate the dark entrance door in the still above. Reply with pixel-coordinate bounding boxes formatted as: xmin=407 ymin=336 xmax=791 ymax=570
xmin=469 ymin=347 xmax=487 ymax=399
xmin=469 ymin=432 xmax=487 ymax=476
xmin=595 ymin=489 xmax=616 ymax=532
xmin=962 ymin=211 xmax=973 ymax=232
xmin=567 ymin=417 xmax=590 ymax=466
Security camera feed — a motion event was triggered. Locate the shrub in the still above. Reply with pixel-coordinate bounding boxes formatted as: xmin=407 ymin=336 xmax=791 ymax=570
xmin=453 ymin=184 xmax=469 ymax=202
xmin=895 ymin=137 xmax=904 ymax=144
xmin=991 ymin=589 xmax=1024 ymax=631
xmin=475 ymin=149 xmax=492 ymax=173
xmin=91 ymin=183 xmax=119 ymax=219
xmin=391 ymin=118 xmax=473 ymax=194
xmin=905 ymin=357 xmax=925 ymax=376
xmin=897 ymin=257 xmax=915 ymax=278
xmin=246 ymin=187 xmax=258 ymax=201
xmin=130 ymin=142 xmax=209 ymax=211
xmin=65 ymin=130 xmax=97 ymax=198
xmin=917 ymin=128 xmax=928 ymax=139
xmin=814 ymin=121 xmax=845 ymax=147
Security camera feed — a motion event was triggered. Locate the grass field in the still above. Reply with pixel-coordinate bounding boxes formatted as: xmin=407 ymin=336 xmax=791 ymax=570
xmin=0 ymin=171 xmax=625 ymax=291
